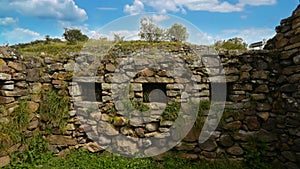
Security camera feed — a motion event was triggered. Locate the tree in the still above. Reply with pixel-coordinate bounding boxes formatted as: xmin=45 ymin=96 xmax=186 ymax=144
xmin=113 ymin=33 xmax=125 ymax=42
xmin=63 ymin=28 xmax=88 ymax=44
xmin=214 ymin=37 xmax=247 ymax=50
xmin=166 ymin=23 xmax=189 ymax=42
xmin=45 ymin=35 xmax=51 ymax=44
xmin=138 ymin=17 xmax=165 ymax=42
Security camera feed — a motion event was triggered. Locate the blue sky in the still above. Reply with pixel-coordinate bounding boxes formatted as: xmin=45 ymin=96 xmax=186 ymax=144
xmin=0 ymin=0 xmax=298 ymax=45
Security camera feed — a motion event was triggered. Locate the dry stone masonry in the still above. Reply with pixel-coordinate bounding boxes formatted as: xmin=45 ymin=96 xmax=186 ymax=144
xmin=0 ymin=5 xmax=300 ymax=168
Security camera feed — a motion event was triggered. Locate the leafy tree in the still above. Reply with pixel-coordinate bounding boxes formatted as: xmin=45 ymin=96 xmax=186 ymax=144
xmin=63 ymin=28 xmax=88 ymax=44
xmin=113 ymin=33 xmax=125 ymax=42
xmin=166 ymin=23 xmax=189 ymax=42
xmin=138 ymin=17 xmax=165 ymax=42
xmin=214 ymin=37 xmax=247 ymax=50
xmin=44 ymin=35 xmax=51 ymax=44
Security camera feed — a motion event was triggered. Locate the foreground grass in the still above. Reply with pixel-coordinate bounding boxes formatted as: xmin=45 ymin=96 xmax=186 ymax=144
xmin=5 ymin=149 xmax=245 ymax=169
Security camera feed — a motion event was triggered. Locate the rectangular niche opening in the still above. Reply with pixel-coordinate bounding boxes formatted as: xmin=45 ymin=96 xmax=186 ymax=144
xmin=142 ymin=83 xmax=167 ymax=103
xmin=79 ymin=82 xmax=102 ymax=102
xmin=209 ymin=82 xmax=230 ymax=101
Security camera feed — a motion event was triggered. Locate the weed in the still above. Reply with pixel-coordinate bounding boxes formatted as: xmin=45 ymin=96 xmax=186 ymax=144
xmin=194 ymin=100 xmax=210 ymax=128
xmin=0 ymin=99 xmax=30 ymax=151
xmin=38 ymin=89 xmax=70 ymax=132
xmin=161 ymin=102 xmax=181 ymax=121
xmin=219 ymin=108 xmax=241 ymax=127
xmin=243 ymin=136 xmax=270 ymax=169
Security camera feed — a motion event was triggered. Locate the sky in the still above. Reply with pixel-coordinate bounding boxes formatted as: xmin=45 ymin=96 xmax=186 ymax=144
xmin=0 ymin=0 xmax=298 ymax=45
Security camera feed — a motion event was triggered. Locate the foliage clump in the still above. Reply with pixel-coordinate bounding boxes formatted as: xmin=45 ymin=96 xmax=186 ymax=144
xmin=38 ymin=90 xmax=70 ymax=132
xmin=63 ymin=28 xmax=89 ymax=44
xmin=214 ymin=37 xmax=247 ymax=50
xmin=0 ymin=99 xmax=30 ymax=151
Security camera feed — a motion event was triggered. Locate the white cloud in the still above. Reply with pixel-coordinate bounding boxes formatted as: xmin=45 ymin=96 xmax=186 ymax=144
xmin=194 ymin=31 xmax=215 ymax=45
xmin=238 ymin=0 xmax=276 ymax=6
xmin=6 ymin=0 xmax=87 ymax=22
xmin=221 ymin=28 xmax=275 ymax=44
xmin=1 ymin=28 xmax=43 ymax=44
xmin=124 ymin=0 xmax=145 ymax=15
xmin=183 ymin=0 xmax=243 ymax=13
xmin=151 ymin=14 xmax=170 ymax=22
xmin=0 ymin=17 xmax=18 ymax=26
xmin=124 ymin=0 xmax=277 ymax=14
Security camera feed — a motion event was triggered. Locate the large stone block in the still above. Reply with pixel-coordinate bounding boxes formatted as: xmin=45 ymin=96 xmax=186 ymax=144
xmin=26 ymin=68 xmax=40 ymax=82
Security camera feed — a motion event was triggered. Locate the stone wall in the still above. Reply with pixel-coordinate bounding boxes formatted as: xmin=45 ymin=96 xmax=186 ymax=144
xmin=0 ymin=5 xmax=300 ymax=169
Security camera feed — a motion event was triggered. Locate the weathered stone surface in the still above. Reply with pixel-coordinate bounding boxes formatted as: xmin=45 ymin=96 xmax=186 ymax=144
xmin=293 ymin=55 xmax=300 ymax=64
xmin=256 ymin=129 xmax=277 ymax=142
xmin=226 ymin=144 xmax=244 ymax=156
xmin=2 ymin=89 xmax=28 ymax=96
xmin=85 ymin=142 xmax=104 ymax=153
xmin=251 ymin=94 xmax=266 ymax=100
xmin=140 ymin=68 xmax=154 ymax=77
xmin=255 ymin=85 xmax=269 ymax=93
xmin=27 ymin=101 xmax=39 ymax=113
xmin=112 ymin=136 xmax=139 ymax=155
xmin=219 ymin=134 xmax=234 ymax=147
xmin=288 ymin=74 xmax=300 ymax=83
xmin=281 ymin=84 xmax=298 ymax=92
xmin=8 ymin=61 xmax=23 ymax=71
xmin=27 ymin=68 xmax=40 ymax=82
xmin=257 ymin=112 xmax=270 ymax=121
xmin=145 ymin=123 xmax=158 ymax=132
xmin=176 ymin=142 xmax=197 ymax=151
xmin=252 ymin=71 xmax=268 ymax=79
xmin=28 ymin=118 xmax=39 ymax=131
xmin=135 ymin=128 xmax=145 ymax=137
xmin=199 ymin=139 xmax=217 ymax=152
xmin=47 ymin=135 xmax=77 ymax=146
xmin=97 ymin=121 xmax=119 ymax=136
xmin=106 ymin=63 xmax=116 ymax=72
xmin=0 ymin=96 xmax=14 ymax=104
xmin=113 ymin=116 xmax=127 ymax=127
xmin=282 ymin=151 xmax=296 ymax=162
xmin=184 ymin=127 xmax=201 ymax=142
xmin=0 ymin=73 xmax=11 ymax=80
xmin=256 ymin=103 xmax=272 ymax=111
xmin=0 ymin=155 xmax=10 ymax=168
xmin=275 ymin=38 xmax=289 ymax=48
xmin=180 ymin=153 xmax=198 ymax=160
xmin=245 ymin=116 xmax=260 ymax=130
xmin=223 ymin=121 xmax=242 ymax=131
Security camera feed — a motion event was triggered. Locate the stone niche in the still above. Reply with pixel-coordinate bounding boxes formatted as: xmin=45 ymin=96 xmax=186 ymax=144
xmin=78 ymin=82 xmax=102 ymax=102
xmin=142 ymin=83 xmax=167 ymax=103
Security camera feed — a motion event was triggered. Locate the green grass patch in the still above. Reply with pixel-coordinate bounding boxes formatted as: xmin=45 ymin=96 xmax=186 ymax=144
xmin=5 ymin=148 xmax=247 ymax=169
xmin=38 ymin=90 xmax=70 ymax=133
xmin=0 ymin=99 xmax=30 ymax=151
xmin=13 ymin=41 xmax=84 ymax=58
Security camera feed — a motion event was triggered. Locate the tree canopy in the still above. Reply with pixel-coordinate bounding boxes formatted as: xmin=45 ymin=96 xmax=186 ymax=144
xmin=214 ymin=37 xmax=247 ymax=50
xmin=138 ymin=17 xmax=188 ymax=42
xmin=166 ymin=23 xmax=189 ymax=42
xmin=63 ymin=28 xmax=89 ymax=44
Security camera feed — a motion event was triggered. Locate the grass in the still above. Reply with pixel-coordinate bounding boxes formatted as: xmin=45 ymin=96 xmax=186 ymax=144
xmin=38 ymin=89 xmax=70 ymax=133
xmin=13 ymin=41 xmax=84 ymax=58
xmin=4 ymin=148 xmax=247 ymax=169
xmin=0 ymin=99 xmax=30 ymax=151
xmin=194 ymin=100 xmax=211 ymax=129
xmin=12 ymin=39 xmax=195 ymax=60
xmin=161 ymin=102 xmax=181 ymax=121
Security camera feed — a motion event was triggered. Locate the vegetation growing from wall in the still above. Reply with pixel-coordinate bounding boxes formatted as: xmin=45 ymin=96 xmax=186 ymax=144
xmin=0 ymin=99 xmax=30 ymax=151
xmin=38 ymin=89 xmax=70 ymax=133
